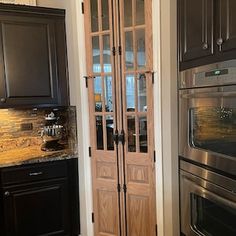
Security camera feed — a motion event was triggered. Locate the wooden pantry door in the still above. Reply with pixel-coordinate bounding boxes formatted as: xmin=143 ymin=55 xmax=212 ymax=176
xmin=118 ymin=0 xmax=156 ymax=235
xmin=84 ymin=0 xmax=156 ymax=235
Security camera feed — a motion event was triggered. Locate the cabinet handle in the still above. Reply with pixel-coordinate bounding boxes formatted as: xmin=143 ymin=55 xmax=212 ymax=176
xmin=0 ymin=98 xmax=6 ymax=103
xmin=4 ymin=191 xmax=10 ymax=196
xmin=217 ymin=38 xmax=223 ymax=46
xmin=29 ymin=171 xmax=43 ymax=176
xmin=202 ymin=43 xmax=208 ymax=50
xmin=217 ymin=38 xmax=223 ymax=51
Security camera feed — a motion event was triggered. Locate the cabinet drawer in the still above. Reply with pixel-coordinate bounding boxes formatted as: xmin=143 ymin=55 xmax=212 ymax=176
xmin=0 ymin=161 xmax=67 ymax=185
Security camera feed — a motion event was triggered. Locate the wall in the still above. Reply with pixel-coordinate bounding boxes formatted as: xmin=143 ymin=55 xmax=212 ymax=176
xmin=37 ymin=0 xmax=179 ymax=236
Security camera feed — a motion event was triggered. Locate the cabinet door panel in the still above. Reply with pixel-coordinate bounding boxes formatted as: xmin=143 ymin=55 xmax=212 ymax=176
xmin=3 ymin=179 xmax=70 ymax=236
xmin=219 ymin=0 xmax=236 ymax=52
xmin=0 ymin=15 xmax=58 ymax=106
xmin=179 ymin=0 xmax=214 ymax=62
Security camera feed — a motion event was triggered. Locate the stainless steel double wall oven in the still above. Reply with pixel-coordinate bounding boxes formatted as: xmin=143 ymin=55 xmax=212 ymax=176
xmin=179 ymin=60 xmax=236 ymax=236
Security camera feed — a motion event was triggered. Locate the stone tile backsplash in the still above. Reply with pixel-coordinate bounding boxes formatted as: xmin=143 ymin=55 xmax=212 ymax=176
xmin=0 ymin=107 xmax=77 ymax=154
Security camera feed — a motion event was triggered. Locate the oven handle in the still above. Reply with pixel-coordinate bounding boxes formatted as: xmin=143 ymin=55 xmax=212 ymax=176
xmin=184 ymin=176 xmax=236 ymax=210
xmin=181 ymin=91 xmax=236 ymax=99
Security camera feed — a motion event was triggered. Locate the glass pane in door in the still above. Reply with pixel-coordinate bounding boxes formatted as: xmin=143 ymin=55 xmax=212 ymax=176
xmin=127 ymin=116 xmax=136 ymax=152
xmin=125 ymin=31 xmax=134 ymax=70
xmin=96 ymin=116 xmax=104 ymax=150
xmin=137 ymin=75 xmax=147 ymax=112
xmin=136 ymin=0 xmax=145 ymax=25
xmin=102 ymin=0 xmax=110 ymax=31
xmin=103 ymin=35 xmax=112 ymax=73
xmin=124 ymin=0 xmax=133 ymax=27
xmin=126 ymin=75 xmax=135 ymax=112
xmin=90 ymin=0 xmax=98 ymax=32
xmin=104 ymin=76 xmax=113 ymax=112
xmin=106 ymin=115 xmax=114 ymax=150
xmin=136 ymin=29 xmax=146 ymax=69
xmin=94 ymin=76 xmax=103 ymax=112
xmin=139 ymin=116 xmax=147 ymax=153
xmin=92 ymin=36 xmax=101 ymax=73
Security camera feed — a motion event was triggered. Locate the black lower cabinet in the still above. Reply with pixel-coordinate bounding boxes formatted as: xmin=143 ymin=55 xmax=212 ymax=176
xmin=0 ymin=159 xmax=80 ymax=236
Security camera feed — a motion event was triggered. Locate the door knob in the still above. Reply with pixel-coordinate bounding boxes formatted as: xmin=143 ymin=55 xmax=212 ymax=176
xmin=0 ymin=98 xmax=6 ymax=103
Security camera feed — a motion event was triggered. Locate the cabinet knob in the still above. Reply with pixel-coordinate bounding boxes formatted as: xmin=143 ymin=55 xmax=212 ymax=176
xmin=217 ymin=38 xmax=223 ymax=46
xmin=0 ymin=98 xmax=6 ymax=103
xmin=202 ymin=43 xmax=208 ymax=50
xmin=4 ymin=191 xmax=10 ymax=196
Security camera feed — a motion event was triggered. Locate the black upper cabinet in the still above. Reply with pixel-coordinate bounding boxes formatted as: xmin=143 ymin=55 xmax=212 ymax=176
xmin=218 ymin=0 xmax=236 ymax=53
xmin=179 ymin=0 xmax=236 ymax=70
xmin=0 ymin=4 xmax=69 ymax=107
xmin=179 ymin=0 xmax=214 ymax=62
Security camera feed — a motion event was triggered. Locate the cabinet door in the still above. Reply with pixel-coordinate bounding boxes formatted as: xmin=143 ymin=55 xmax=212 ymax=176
xmin=2 ymin=179 xmax=70 ymax=236
xmin=0 ymin=15 xmax=59 ymax=107
xmin=179 ymin=0 xmax=214 ymax=62
xmin=218 ymin=0 xmax=236 ymax=53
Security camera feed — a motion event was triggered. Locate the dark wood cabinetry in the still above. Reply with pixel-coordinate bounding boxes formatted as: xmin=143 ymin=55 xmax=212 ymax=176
xmin=0 ymin=4 xmax=69 ymax=107
xmin=179 ymin=0 xmax=236 ymax=70
xmin=0 ymin=159 xmax=80 ymax=236
xmin=179 ymin=0 xmax=214 ymax=62
xmin=218 ymin=0 xmax=236 ymax=53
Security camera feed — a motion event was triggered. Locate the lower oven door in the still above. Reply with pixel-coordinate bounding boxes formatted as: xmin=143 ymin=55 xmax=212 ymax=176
xmin=179 ymin=85 xmax=236 ymax=176
xmin=180 ymin=169 xmax=236 ymax=236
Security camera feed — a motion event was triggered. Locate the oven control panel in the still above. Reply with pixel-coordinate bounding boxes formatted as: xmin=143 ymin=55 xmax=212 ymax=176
xmin=179 ymin=59 xmax=236 ymax=89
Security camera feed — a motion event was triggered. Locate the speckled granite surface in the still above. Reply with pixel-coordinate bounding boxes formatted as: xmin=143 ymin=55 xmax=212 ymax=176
xmin=0 ymin=146 xmax=77 ymax=168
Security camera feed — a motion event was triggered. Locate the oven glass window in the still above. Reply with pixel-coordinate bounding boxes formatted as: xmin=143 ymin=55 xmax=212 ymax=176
xmin=190 ymin=107 xmax=236 ymax=157
xmin=191 ymin=194 xmax=236 ymax=236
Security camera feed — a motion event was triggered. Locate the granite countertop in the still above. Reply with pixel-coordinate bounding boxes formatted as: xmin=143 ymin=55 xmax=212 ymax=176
xmin=0 ymin=146 xmax=77 ymax=168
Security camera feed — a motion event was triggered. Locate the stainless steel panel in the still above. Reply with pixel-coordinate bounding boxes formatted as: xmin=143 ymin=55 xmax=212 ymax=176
xmin=180 ymin=161 xmax=236 ymax=236
xmin=179 ymin=59 xmax=236 ymax=89
xmin=179 ymin=85 xmax=236 ymax=176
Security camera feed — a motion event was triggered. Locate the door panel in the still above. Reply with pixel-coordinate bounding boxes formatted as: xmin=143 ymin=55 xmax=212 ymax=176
xmin=219 ymin=0 xmax=236 ymax=52
xmin=179 ymin=0 xmax=214 ymax=62
xmin=85 ymin=0 xmax=155 ymax=235
xmin=120 ymin=0 xmax=156 ymax=235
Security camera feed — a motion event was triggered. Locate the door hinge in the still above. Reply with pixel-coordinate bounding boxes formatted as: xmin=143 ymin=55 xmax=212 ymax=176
xmin=88 ymin=146 xmax=92 ymax=157
xmin=112 ymin=46 xmax=116 ymax=56
xmin=123 ymin=184 xmax=127 ymax=193
xmin=81 ymin=2 xmax=84 ymax=14
xmin=154 ymin=150 xmax=156 ymax=163
xmin=92 ymin=212 xmax=94 ymax=223
xmin=156 ymin=224 xmax=158 ymax=236
xmin=117 ymin=184 xmax=121 ymax=192
xmin=118 ymin=46 xmax=122 ymax=55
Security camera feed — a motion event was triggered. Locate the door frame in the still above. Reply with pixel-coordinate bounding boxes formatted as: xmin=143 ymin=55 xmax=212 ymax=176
xmin=60 ymin=0 xmax=180 ymax=236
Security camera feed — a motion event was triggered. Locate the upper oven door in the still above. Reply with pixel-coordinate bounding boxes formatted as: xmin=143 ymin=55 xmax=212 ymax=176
xmin=179 ymin=85 xmax=236 ymax=176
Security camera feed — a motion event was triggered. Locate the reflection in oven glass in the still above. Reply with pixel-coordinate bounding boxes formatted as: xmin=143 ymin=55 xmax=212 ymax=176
xmin=191 ymin=107 xmax=236 ymax=157
xmin=191 ymin=194 xmax=236 ymax=236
